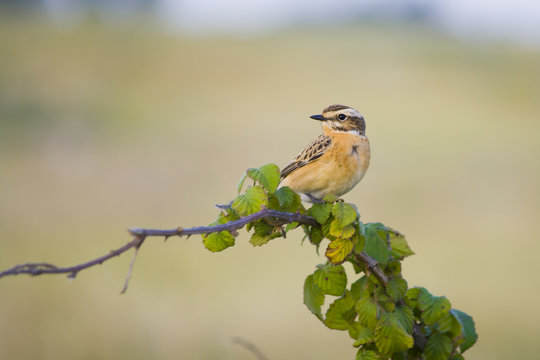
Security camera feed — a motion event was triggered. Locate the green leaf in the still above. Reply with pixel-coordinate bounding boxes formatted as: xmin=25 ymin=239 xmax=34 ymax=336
xmin=374 ymin=312 xmax=414 ymax=356
xmin=249 ymin=220 xmax=274 ymax=246
xmin=363 ymin=223 xmax=391 ymax=265
xmin=377 ymin=294 xmax=396 ymax=312
xmin=417 ymin=287 xmax=434 ymax=311
xmin=348 ymin=322 xmax=374 ymax=344
xmin=325 ymin=237 xmax=355 ymax=264
xmin=313 ymin=264 xmax=347 ymax=296
xmin=355 ymin=349 xmax=380 ymax=360
xmin=356 ymin=297 xmax=378 ymax=331
xmin=249 ymin=221 xmax=281 ymax=246
xmin=308 ymin=202 xmax=333 ymax=224
xmin=422 ymin=295 xmax=451 ymax=326
xmin=332 ymin=202 xmax=358 ymax=228
xmin=237 ymin=172 xmax=248 ymax=194
xmin=404 ymin=287 xmax=421 ymax=309
xmin=307 ymin=225 xmax=324 ymax=247
xmin=394 ymin=305 xmax=414 ymax=334
xmin=272 ymin=186 xmax=302 ymax=212
xmin=350 ymin=276 xmax=371 ymax=300
xmin=324 ymin=291 xmax=356 ymax=330
xmin=284 ymin=221 xmax=299 ymax=232
xmin=425 ymin=333 xmax=453 ymax=360
xmin=231 ymin=186 xmax=268 ymax=216
xmin=303 ymin=275 xmax=324 ymax=320
xmin=386 ymin=277 xmax=408 ymax=302
xmin=323 ymin=193 xmax=339 ymax=203
xmin=329 ymin=218 xmax=355 ymax=238
xmin=247 ymin=163 xmax=281 ymax=194
xmin=389 ymin=232 xmax=414 ymax=258
xmin=202 ymin=231 xmax=235 ymax=252
xmin=451 ymin=309 xmax=478 ymax=353
xmin=435 ymin=312 xmax=460 ymax=335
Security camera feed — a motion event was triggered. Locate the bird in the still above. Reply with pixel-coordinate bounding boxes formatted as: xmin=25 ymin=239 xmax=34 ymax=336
xmin=280 ymin=104 xmax=370 ymax=202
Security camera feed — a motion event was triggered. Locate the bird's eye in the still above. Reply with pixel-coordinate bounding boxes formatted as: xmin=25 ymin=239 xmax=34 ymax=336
xmin=338 ymin=114 xmax=346 ymax=121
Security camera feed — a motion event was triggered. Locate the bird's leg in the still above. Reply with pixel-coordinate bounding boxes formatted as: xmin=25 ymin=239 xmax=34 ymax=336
xmin=305 ymin=193 xmax=324 ymax=204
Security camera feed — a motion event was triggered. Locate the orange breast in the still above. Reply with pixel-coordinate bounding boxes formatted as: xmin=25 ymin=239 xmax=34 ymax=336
xmin=281 ymin=133 xmax=370 ymax=199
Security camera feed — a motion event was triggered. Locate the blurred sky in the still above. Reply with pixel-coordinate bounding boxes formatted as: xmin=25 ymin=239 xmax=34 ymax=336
xmin=41 ymin=0 xmax=540 ymax=45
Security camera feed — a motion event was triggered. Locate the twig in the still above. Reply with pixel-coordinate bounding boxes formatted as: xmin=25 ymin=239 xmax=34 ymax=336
xmin=0 ymin=235 xmax=144 ymax=279
xmin=120 ymin=235 xmax=145 ymax=294
xmin=231 ymin=337 xmax=270 ymax=360
xmin=353 ymin=251 xmax=389 ymax=287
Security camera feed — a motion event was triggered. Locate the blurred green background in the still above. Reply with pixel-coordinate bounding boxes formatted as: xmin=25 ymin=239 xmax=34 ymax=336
xmin=1 ymin=5 xmax=540 ymax=360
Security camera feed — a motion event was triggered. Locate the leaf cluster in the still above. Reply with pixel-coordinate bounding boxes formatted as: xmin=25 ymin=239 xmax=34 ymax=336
xmin=200 ymin=164 xmax=477 ymax=359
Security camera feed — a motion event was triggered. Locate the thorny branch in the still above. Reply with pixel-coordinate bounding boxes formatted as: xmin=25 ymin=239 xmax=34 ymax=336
xmin=0 ymin=208 xmax=387 ymax=293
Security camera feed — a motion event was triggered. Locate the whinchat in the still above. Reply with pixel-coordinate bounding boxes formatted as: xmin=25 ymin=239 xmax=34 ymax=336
xmin=280 ymin=104 xmax=370 ymax=202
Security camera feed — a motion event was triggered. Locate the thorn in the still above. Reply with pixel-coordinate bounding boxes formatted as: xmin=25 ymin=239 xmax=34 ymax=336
xmin=164 ymin=235 xmax=170 ymax=242
xmin=215 ymin=202 xmax=233 ymax=210
xmin=68 ymin=272 xmax=77 ymax=279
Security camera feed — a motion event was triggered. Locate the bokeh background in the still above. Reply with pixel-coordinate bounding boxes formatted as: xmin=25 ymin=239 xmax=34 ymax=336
xmin=1 ymin=1 xmax=539 ymax=359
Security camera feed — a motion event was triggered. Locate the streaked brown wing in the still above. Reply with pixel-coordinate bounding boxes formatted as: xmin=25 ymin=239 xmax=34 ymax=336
xmin=281 ymin=135 xmax=332 ymax=179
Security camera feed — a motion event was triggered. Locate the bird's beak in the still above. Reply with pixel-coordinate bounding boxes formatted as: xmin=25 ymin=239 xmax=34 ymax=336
xmin=310 ymin=114 xmax=327 ymax=121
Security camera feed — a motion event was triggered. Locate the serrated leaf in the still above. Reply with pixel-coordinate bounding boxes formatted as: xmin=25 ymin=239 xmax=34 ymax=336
xmin=329 ymin=218 xmax=356 ymax=238
xmin=231 ymin=186 xmax=268 ymax=216
xmin=323 ymin=193 xmax=339 ymax=203
xmin=389 ymin=232 xmax=414 ymax=258
xmin=313 ymin=264 xmax=347 ymax=296
xmin=249 ymin=220 xmax=278 ymax=246
xmin=404 ymin=287 xmax=421 ymax=309
xmin=332 ymin=202 xmax=358 ymax=228
xmin=386 ymin=277 xmax=408 ymax=302
xmin=395 ymin=305 xmax=414 ymax=334
xmin=202 ymin=231 xmax=235 ymax=252
xmin=284 ymin=221 xmax=299 ymax=232
xmin=350 ymin=276 xmax=371 ymax=300
xmin=247 ymin=163 xmax=281 ymax=194
xmin=356 ymin=297 xmax=378 ymax=331
xmin=436 ymin=312 xmax=460 ymax=334
xmin=272 ymin=186 xmax=301 ymax=212
xmin=451 ymin=309 xmax=478 ymax=353
xmin=363 ymin=223 xmax=391 ymax=265
xmin=303 ymin=275 xmax=324 ymax=320
xmin=425 ymin=333 xmax=453 ymax=360
xmin=355 ymin=349 xmax=380 ymax=360
xmin=377 ymin=294 xmax=396 ymax=312
xmin=374 ymin=312 xmax=414 ymax=356
xmin=422 ymin=296 xmax=451 ymax=326
xmin=325 ymin=237 xmax=355 ymax=264
xmin=308 ymin=202 xmax=333 ymax=224
xmin=324 ymin=291 xmax=356 ymax=330
xmin=348 ymin=322 xmax=374 ymax=344
xmin=417 ymin=287 xmax=434 ymax=311
xmin=307 ymin=225 xmax=324 ymax=247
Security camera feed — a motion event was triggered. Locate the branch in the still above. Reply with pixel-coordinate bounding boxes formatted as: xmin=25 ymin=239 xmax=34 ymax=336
xmin=353 ymin=251 xmax=390 ymax=287
xmin=127 ymin=208 xmax=318 ymax=238
xmin=0 ymin=207 xmax=388 ymax=296
xmin=0 ymin=235 xmax=145 ymax=279
xmin=0 ymin=208 xmax=316 ymax=281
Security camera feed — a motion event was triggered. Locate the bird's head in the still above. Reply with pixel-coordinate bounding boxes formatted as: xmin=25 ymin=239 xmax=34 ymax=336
xmin=310 ymin=104 xmax=366 ymax=135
